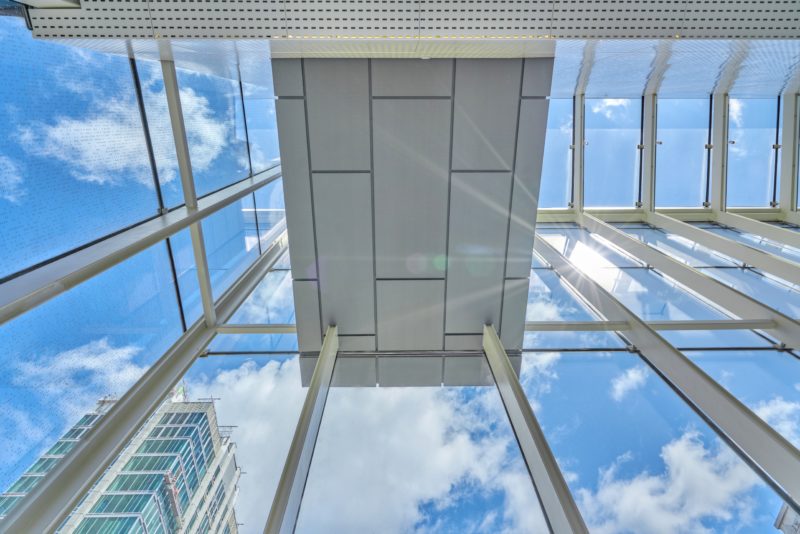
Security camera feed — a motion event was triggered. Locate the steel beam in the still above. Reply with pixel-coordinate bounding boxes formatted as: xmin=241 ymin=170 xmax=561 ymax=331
xmin=709 ymin=94 xmax=729 ymax=211
xmin=0 ymin=233 xmax=287 ymax=534
xmin=535 ymin=236 xmax=800 ymax=513
xmin=483 ymin=324 xmax=589 ymax=534
xmin=715 ymin=211 xmax=800 ymax=250
xmin=216 ymin=323 xmax=298 ymax=335
xmin=161 ymin=58 xmax=217 ymax=327
xmin=647 ymin=211 xmax=800 ymax=286
xmin=0 ymin=167 xmax=280 ymax=327
xmin=571 ymin=94 xmax=586 ymax=212
xmin=779 ymin=94 xmax=798 ymax=214
xmin=579 ymin=212 xmax=800 ymax=347
xmin=524 ymin=319 xmax=774 ymax=332
xmin=264 ymin=326 xmax=339 ymax=534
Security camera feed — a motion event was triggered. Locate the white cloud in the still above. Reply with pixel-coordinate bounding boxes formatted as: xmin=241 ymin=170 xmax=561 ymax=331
xmin=519 ymin=352 xmax=562 ymax=412
xmin=187 ymin=358 xmax=548 ymax=533
xmin=729 ymin=99 xmax=744 ymax=129
xmin=0 ymin=155 xmax=25 ymax=202
xmin=15 ymin=67 xmax=229 ymax=188
xmin=591 ymin=98 xmax=630 ymax=119
xmin=754 ymin=397 xmax=800 ymax=448
xmin=577 ymin=431 xmax=762 ymax=534
xmin=610 ymin=367 xmax=648 ymax=402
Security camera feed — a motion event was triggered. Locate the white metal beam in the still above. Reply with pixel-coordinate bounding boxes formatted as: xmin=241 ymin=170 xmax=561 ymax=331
xmin=0 ymin=168 xmax=280 ymax=327
xmin=715 ymin=211 xmax=800 ymax=250
xmin=779 ymin=94 xmax=798 ymax=214
xmin=216 ymin=323 xmax=297 ymax=335
xmin=524 ymin=319 xmax=774 ymax=332
xmin=161 ymin=58 xmax=217 ymax=328
xmin=647 ymin=211 xmax=800 ymax=286
xmin=708 ymin=94 xmax=729 ymax=211
xmin=0 ymin=233 xmax=287 ymax=534
xmin=578 ymin=213 xmax=800 ymax=347
xmin=264 ymin=325 xmax=339 ymax=534
xmin=571 ymin=94 xmax=586 ymax=212
xmin=483 ymin=324 xmax=588 ymax=534
xmin=639 ymin=93 xmax=657 ymax=211
xmin=535 ymin=236 xmax=800 ymax=512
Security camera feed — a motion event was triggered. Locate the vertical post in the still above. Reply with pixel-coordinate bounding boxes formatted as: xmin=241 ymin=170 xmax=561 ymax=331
xmin=571 ymin=94 xmax=586 ymax=213
xmin=708 ymin=93 xmax=729 ymax=212
xmin=265 ymin=326 xmax=339 ymax=534
xmin=483 ymin=325 xmax=589 ymax=534
xmin=161 ymin=59 xmax=217 ymax=328
xmin=640 ymin=93 xmax=657 ymax=211
xmin=779 ymin=94 xmax=798 ymax=214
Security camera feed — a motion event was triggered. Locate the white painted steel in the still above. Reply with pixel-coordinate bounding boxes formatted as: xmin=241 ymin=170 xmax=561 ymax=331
xmin=579 ymin=212 xmax=800 ymax=347
xmin=264 ymin=326 xmax=339 ymax=534
xmin=0 ymin=234 xmax=288 ymax=534
xmin=535 ymin=235 xmax=800 ymax=512
xmin=483 ymin=324 xmax=589 ymax=534
xmin=647 ymin=211 xmax=800 ymax=286
xmin=715 ymin=211 xmax=800 ymax=251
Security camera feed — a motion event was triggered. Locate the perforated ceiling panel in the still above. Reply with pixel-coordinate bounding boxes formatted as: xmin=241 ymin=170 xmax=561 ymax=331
xmin=28 ymin=0 xmax=800 ymax=39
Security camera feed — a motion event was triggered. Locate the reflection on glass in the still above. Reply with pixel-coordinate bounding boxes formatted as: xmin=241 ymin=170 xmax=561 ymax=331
xmin=253 ymin=178 xmax=286 ymax=250
xmin=540 ymin=99 xmax=573 ymax=208
xmin=659 ymin=329 xmax=774 ymax=349
xmin=520 ymin=351 xmax=784 ymax=532
xmin=584 ymin=98 xmax=641 ymax=207
xmin=655 ymin=99 xmax=710 ymax=207
xmin=523 ymin=330 xmax=626 ymax=350
xmin=698 ymin=267 xmax=800 ymax=319
xmin=619 ymin=225 xmax=737 ymax=267
xmin=242 ymin=82 xmax=281 ymax=173
xmin=296 ymin=355 xmax=547 ymax=533
xmin=0 ymin=242 xmax=182 ymax=493
xmin=684 ymin=350 xmax=800 ymax=448
xmin=727 ymin=98 xmax=779 ymax=207
xmin=528 ymin=269 xmax=599 ymax=322
xmin=174 ymin=68 xmax=250 ymax=197
xmin=692 ymin=222 xmax=800 ymax=265
xmin=227 ymin=270 xmax=295 ymax=324
xmin=169 ymin=228 xmax=203 ymax=324
xmin=0 ymin=17 xmax=160 ymax=278
xmin=182 ymin=355 xmax=307 ymax=530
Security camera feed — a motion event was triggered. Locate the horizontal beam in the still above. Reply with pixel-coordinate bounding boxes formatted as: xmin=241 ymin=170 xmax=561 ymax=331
xmin=483 ymin=325 xmax=588 ymax=534
xmin=0 ymin=233 xmax=287 ymax=534
xmin=0 ymin=166 xmax=282 ymax=326
xmin=524 ymin=319 xmax=775 ymax=332
xmin=535 ymin=235 xmax=800 ymax=513
xmin=579 ymin=213 xmax=800 ymax=347
xmin=648 ymin=212 xmax=800 ymax=286
xmin=216 ymin=323 xmax=298 ymax=335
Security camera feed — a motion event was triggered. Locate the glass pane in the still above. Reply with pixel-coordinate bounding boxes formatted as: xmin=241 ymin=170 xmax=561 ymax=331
xmin=272 ymin=249 xmax=291 ymax=270
xmin=202 ymin=197 xmax=261 ymax=300
xmin=227 ymin=270 xmax=295 ymax=324
xmin=0 ymin=17 xmax=159 ymax=279
xmin=0 ymin=243 xmax=182 ymax=495
xmin=691 ymin=222 xmax=800 ymax=265
xmin=684 ymin=350 xmax=800 ymax=447
xmin=697 ymin=267 xmax=800 ymax=319
xmin=296 ymin=355 xmax=548 ymax=532
xmin=539 ymin=98 xmax=573 ymax=208
xmin=527 ymin=269 xmax=600 ymax=321
xmin=659 ymin=329 xmax=775 ymax=348
xmin=207 ymin=334 xmax=299 ymax=353
xmin=242 ymin=81 xmax=281 ymax=174
xmin=519 ymin=351 xmax=785 ymax=532
xmin=175 ymin=67 xmax=250 ymax=197
xmin=253 ymin=178 xmax=286 ymax=250
xmin=584 ymin=98 xmax=641 ymax=207
xmin=618 ymin=225 xmax=738 ymax=267
xmin=726 ymin=98 xmax=779 ymax=208
xmin=523 ymin=330 xmax=627 ymax=350
xmin=655 ymin=99 xmax=710 ymax=208
xmin=181 ymin=355 xmax=307 ymax=529
xmin=169 ymin=229 xmax=203 ymax=325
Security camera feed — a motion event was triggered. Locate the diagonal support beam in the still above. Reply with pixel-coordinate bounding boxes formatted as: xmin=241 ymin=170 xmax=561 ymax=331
xmin=265 ymin=326 xmax=339 ymax=534
xmin=579 ymin=212 xmax=800 ymax=347
xmin=483 ymin=324 xmax=588 ymax=534
xmin=161 ymin=58 xmax=217 ymax=327
xmin=535 ymin=236 xmax=800 ymax=513
xmin=715 ymin=210 xmax=800 ymax=250
xmin=0 ymin=232 xmax=287 ymax=534
xmin=647 ymin=211 xmax=800 ymax=286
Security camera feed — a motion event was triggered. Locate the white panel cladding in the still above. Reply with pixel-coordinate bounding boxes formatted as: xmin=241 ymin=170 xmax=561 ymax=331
xmin=272 ymin=59 xmax=305 ymax=96
xmin=506 ymin=98 xmax=549 ymax=278
xmin=376 ymin=280 xmax=446 ymax=350
xmin=499 ymin=278 xmax=529 ymax=350
xmin=451 ymin=59 xmax=522 ymax=171
xmin=30 ymin=0 xmax=800 ymax=39
xmin=304 ymin=59 xmax=371 ymax=171
xmin=522 ymin=57 xmax=555 ymax=97
xmin=378 ymin=355 xmax=443 ymax=386
xmin=312 ymin=172 xmax=375 ymax=335
xmin=373 ymin=98 xmax=451 ymax=278
xmin=276 ymin=98 xmax=318 ymax=280
xmin=371 ymin=59 xmax=453 ymax=97
xmin=445 ymin=171 xmax=513 ymax=334
xmin=293 ymin=280 xmax=322 ymax=350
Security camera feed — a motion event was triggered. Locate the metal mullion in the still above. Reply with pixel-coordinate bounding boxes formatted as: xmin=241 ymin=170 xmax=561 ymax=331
xmin=639 ymin=94 xmax=657 ymax=211
xmin=161 ymin=58 xmax=216 ymax=328
xmin=535 ymin=235 xmax=800 ymax=514
xmin=165 ymin=237 xmax=188 ymax=332
xmin=483 ymin=325 xmax=589 ymax=534
xmin=0 ymin=234 xmax=287 ymax=534
xmin=580 ymin=212 xmax=800 ymax=347
xmin=237 ymin=65 xmax=254 ymax=177
xmin=129 ymin=56 xmax=166 ymax=214
xmin=570 ymin=94 xmax=585 ymax=212
xmin=251 ymin=191 xmax=263 ymax=255
xmin=771 ymin=95 xmax=782 ymax=207
xmin=704 ymin=94 xmax=714 ymax=207
xmin=778 ymin=93 xmax=799 ymax=214
xmin=709 ymin=93 xmax=729 ymax=212
xmin=264 ymin=326 xmax=339 ymax=534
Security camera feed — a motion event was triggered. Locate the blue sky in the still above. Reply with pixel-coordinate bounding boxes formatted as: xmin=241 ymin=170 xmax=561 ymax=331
xmin=1 ymin=13 xmax=797 ymax=533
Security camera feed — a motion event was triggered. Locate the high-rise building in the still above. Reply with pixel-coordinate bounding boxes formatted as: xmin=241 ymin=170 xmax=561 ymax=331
xmin=1 ymin=396 xmax=239 ymax=534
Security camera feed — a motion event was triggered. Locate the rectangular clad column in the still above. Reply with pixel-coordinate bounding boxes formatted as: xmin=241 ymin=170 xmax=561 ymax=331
xmin=265 ymin=326 xmax=339 ymax=534
xmin=483 ymin=325 xmax=588 ymax=534
xmin=535 ymin=236 xmax=800 ymax=513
